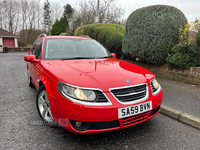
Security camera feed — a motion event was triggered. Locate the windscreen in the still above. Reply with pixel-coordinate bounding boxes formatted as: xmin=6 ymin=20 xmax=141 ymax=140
xmin=43 ymin=38 xmax=113 ymax=60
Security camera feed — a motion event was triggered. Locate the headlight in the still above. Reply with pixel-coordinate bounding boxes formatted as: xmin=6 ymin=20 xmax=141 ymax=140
xmin=151 ymin=78 xmax=161 ymax=95
xmin=57 ymin=82 xmax=96 ymax=101
xmin=152 ymin=79 xmax=159 ymax=90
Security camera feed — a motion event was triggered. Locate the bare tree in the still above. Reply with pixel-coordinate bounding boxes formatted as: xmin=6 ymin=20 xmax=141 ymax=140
xmin=21 ymin=0 xmax=28 ymax=31
xmin=102 ymin=0 xmax=124 ymax=24
xmin=0 ymin=0 xmax=125 ymax=42
xmin=75 ymin=0 xmax=124 ymax=25
xmin=27 ymin=0 xmax=37 ymax=30
xmin=2 ymin=0 xmax=20 ymax=34
xmin=77 ymin=0 xmax=97 ymax=25
xmin=0 ymin=0 xmax=8 ymax=30
xmin=51 ymin=1 xmax=63 ymax=24
xmin=0 ymin=0 xmax=3 ymax=28
xmin=13 ymin=7 xmax=20 ymax=34
xmin=20 ymin=0 xmax=29 ymax=42
xmin=36 ymin=0 xmax=42 ymax=30
xmin=26 ymin=0 xmax=37 ymax=42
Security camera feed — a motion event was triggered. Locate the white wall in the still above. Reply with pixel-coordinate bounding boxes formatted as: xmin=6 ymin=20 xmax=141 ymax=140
xmin=0 ymin=38 xmax=3 ymax=52
xmin=14 ymin=38 xmax=18 ymax=47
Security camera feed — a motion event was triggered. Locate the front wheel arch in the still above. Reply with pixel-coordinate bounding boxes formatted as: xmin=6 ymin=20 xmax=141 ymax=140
xmin=39 ymin=81 xmax=44 ymax=87
xmin=38 ymin=75 xmax=60 ymax=122
xmin=36 ymin=85 xmax=58 ymax=127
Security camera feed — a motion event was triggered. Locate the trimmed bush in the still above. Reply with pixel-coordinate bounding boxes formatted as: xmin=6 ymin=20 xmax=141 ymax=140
xmin=166 ymin=44 xmax=199 ymax=68
xmin=122 ymin=5 xmax=188 ymax=64
xmin=74 ymin=23 xmax=125 ymax=58
xmin=196 ymin=29 xmax=200 ymax=47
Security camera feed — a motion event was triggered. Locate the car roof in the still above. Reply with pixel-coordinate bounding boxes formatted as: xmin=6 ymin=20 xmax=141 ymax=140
xmin=44 ymin=36 xmax=92 ymax=40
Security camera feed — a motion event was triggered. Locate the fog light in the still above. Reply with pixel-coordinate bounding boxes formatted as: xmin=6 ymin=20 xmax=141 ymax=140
xmin=70 ymin=120 xmax=90 ymax=131
xmin=75 ymin=121 xmax=82 ymax=128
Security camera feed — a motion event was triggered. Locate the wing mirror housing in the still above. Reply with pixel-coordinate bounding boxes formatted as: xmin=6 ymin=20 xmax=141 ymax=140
xmin=111 ymin=53 xmax=117 ymax=58
xmin=24 ymin=55 xmax=39 ymax=63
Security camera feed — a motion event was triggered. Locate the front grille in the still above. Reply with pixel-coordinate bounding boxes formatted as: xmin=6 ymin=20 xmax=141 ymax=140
xmin=121 ymin=111 xmax=149 ymax=126
xmin=110 ymin=84 xmax=147 ymax=103
xmin=95 ymin=91 xmax=108 ymax=102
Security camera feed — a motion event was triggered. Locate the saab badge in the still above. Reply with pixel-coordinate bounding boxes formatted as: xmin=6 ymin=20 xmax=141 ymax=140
xmin=125 ymin=79 xmax=130 ymax=83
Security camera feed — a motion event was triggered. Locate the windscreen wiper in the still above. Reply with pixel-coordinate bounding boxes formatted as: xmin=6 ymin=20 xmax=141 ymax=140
xmin=61 ymin=57 xmax=95 ymax=60
xmin=96 ymin=56 xmax=113 ymax=59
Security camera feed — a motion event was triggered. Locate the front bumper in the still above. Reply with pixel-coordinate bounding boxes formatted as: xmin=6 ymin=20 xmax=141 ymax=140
xmin=49 ymin=89 xmax=163 ymax=134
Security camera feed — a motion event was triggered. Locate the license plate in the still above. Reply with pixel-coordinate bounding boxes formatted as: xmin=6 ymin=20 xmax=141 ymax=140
xmin=118 ymin=101 xmax=152 ymax=118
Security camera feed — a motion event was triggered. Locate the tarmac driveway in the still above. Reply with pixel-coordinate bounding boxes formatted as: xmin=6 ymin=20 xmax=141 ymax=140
xmin=0 ymin=52 xmax=200 ymax=150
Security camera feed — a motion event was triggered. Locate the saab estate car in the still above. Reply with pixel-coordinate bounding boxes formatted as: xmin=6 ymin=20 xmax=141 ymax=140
xmin=24 ymin=34 xmax=163 ymax=134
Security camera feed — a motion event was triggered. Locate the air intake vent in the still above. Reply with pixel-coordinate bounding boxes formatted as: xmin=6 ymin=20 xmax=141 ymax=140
xmin=121 ymin=111 xmax=149 ymax=126
xmin=95 ymin=90 xmax=108 ymax=102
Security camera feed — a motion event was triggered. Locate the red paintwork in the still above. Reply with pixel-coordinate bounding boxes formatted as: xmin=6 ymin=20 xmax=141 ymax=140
xmin=111 ymin=53 xmax=117 ymax=58
xmin=24 ymin=55 xmax=38 ymax=62
xmin=25 ymin=36 xmax=163 ymax=134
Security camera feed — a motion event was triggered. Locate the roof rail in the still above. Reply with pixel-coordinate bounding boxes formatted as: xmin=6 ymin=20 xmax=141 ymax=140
xmin=36 ymin=34 xmax=46 ymax=40
xmin=79 ymin=35 xmax=91 ymax=38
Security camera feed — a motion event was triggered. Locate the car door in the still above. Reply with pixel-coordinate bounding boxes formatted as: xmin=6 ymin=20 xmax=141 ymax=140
xmin=29 ymin=39 xmax=43 ymax=89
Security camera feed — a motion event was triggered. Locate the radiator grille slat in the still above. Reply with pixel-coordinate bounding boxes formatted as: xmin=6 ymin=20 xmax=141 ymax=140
xmin=111 ymin=84 xmax=147 ymax=103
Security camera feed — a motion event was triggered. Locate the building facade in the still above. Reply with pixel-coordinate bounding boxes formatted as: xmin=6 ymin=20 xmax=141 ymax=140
xmin=0 ymin=28 xmax=18 ymax=52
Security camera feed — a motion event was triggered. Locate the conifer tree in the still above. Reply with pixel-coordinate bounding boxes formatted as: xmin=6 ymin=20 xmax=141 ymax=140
xmin=43 ymin=0 xmax=51 ymax=35
xmin=51 ymin=15 xmax=69 ymax=35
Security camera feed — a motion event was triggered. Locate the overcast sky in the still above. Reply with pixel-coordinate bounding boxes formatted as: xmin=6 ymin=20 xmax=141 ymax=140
xmin=51 ymin=0 xmax=200 ymax=23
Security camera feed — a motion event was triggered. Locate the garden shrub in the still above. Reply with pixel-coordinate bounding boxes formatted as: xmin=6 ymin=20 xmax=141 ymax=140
xmin=166 ymin=44 xmax=199 ymax=68
xmin=122 ymin=5 xmax=188 ymax=64
xmin=195 ymin=29 xmax=200 ymax=63
xmin=196 ymin=29 xmax=200 ymax=47
xmin=74 ymin=23 xmax=125 ymax=58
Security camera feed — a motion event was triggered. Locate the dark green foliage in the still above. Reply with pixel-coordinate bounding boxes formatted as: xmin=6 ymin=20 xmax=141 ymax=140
xmin=51 ymin=19 xmax=60 ymax=35
xmin=74 ymin=23 xmax=125 ymax=58
xmin=59 ymin=15 xmax=69 ymax=33
xmin=51 ymin=15 xmax=69 ymax=35
xmin=122 ymin=5 xmax=188 ymax=64
xmin=64 ymin=4 xmax=74 ymax=19
xmin=196 ymin=29 xmax=200 ymax=47
xmin=166 ymin=44 xmax=199 ymax=68
xmin=43 ymin=0 xmax=51 ymax=26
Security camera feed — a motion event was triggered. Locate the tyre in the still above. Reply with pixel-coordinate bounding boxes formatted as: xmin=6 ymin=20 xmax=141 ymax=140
xmin=27 ymin=70 xmax=34 ymax=87
xmin=36 ymin=85 xmax=58 ymax=127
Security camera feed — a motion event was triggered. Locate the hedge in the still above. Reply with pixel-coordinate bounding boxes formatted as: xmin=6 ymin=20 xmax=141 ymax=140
xmin=196 ymin=29 xmax=200 ymax=47
xmin=166 ymin=44 xmax=199 ymax=68
xmin=74 ymin=23 xmax=125 ymax=58
xmin=122 ymin=5 xmax=188 ymax=64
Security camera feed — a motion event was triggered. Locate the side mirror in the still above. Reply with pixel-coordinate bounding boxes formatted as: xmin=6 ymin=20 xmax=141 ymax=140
xmin=24 ymin=55 xmax=38 ymax=63
xmin=111 ymin=53 xmax=117 ymax=58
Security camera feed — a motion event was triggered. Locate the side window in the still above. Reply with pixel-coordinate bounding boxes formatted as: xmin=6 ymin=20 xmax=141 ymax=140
xmin=31 ymin=42 xmax=36 ymax=55
xmin=35 ymin=39 xmax=43 ymax=59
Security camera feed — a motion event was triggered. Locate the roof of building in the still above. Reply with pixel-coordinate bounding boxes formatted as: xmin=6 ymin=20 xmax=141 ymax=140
xmin=0 ymin=28 xmax=18 ymax=38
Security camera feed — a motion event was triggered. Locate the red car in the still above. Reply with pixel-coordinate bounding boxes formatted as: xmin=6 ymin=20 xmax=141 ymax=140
xmin=24 ymin=34 xmax=163 ymax=134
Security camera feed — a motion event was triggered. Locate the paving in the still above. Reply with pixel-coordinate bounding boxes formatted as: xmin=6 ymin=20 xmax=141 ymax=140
xmin=157 ymin=77 xmax=200 ymax=129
